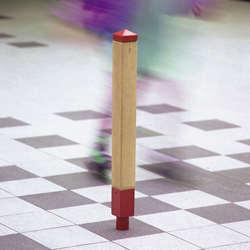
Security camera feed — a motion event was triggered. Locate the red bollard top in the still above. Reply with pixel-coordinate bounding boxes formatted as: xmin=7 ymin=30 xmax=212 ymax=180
xmin=113 ymin=29 xmax=138 ymax=42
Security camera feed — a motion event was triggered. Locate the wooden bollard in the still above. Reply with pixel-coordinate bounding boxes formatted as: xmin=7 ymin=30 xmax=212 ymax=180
xmin=111 ymin=29 xmax=137 ymax=230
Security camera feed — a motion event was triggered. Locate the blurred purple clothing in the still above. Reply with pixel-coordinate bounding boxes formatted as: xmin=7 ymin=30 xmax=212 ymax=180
xmin=50 ymin=0 xmax=199 ymax=36
xmin=50 ymin=0 xmax=200 ymax=72
xmin=82 ymin=0 xmax=135 ymax=36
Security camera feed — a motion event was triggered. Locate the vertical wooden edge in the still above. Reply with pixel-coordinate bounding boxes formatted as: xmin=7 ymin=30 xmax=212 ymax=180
xmin=112 ymin=40 xmax=137 ymax=190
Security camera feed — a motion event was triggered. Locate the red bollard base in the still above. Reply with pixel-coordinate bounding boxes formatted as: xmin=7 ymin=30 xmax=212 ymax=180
xmin=116 ymin=217 xmax=129 ymax=230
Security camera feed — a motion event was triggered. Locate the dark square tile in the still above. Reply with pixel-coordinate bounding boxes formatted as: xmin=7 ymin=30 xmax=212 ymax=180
xmin=142 ymin=160 xmax=250 ymax=203
xmin=45 ymin=172 xmax=107 ymax=190
xmin=139 ymin=161 xmax=220 ymax=189
xmin=0 ymin=117 xmax=28 ymax=128
xmin=137 ymin=104 xmax=185 ymax=114
xmin=135 ymin=178 xmax=194 ymax=196
xmin=102 ymin=127 xmax=167 ymax=138
xmin=80 ymin=218 xmax=164 ymax=241
xmin=198 ymin=178 xmax=250 ymax=202
xmin=0 ymin=166 xmax=37 ymax=182
xmin=145 ymin=161 xmax=250 ymax=202
xmin=0 ymin=33 xmax=15 ymax=38
xmin=8 ymin=41 xmax=47 ymax=48
xmin=238 ymin=139 xmax=250 ymax=146
xmin=20 ymin=190 xmax=96 ymax=210
xmin=0 ymin=15 xmax=12 ymax=19
xmin=56 ymin=110 xmax=110 ymax=121
xmin=135 ymin=197 xmax=179 ymax=215
xmin=0 ymin=234 xmax=50 ymax=250
xmin=216 ymin=167 xmax=250 ymax=184
xmin=183 ymin=119 xmax=239 ymax=131
xmin=136 ymin=126 xmax=162 ymax=138
xmin=16 ymin=135 xmax=78 ymax=149
xmin=156 ymin=146 xmax=219 ymax=160
xmin=188 ymin=203 xmax=250 ymax=224
xmin=66 ymin=157 xmax=90 ymax=170
xmin=228 ymin=152 xmax=250 ymax=164
xmin=102 ymin=197 xmax=179 ymax=216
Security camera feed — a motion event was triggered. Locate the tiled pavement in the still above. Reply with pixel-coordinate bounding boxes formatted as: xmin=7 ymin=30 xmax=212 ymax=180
xmin=1 ymin=0 xmax=250 ymax=249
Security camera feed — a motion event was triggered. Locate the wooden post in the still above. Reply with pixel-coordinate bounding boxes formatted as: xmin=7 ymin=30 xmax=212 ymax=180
xmin=111 ymin=29 xmax=137 ymax=230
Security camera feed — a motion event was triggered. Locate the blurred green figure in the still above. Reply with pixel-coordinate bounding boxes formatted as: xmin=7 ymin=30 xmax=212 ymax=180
xmin=50 ymin=0 xmax=202 ymax=181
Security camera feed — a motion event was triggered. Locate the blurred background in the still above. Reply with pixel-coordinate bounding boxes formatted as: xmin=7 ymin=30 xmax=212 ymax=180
xmin=1 ymin=0 xmax=250 ymax=144
xmin=1 ymin=2 xmax=250 ymax=249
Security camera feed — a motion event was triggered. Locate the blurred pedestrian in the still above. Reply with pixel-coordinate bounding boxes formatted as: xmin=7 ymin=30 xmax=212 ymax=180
xmin=50 ymin=0 xmax=203 ymax=182
xmin=86 ymin=0 xmax=202 ymax=182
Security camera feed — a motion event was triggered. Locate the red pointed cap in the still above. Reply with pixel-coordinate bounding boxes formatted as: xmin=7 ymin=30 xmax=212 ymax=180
xmin=113 ymin=29 xmax=138 ymax=42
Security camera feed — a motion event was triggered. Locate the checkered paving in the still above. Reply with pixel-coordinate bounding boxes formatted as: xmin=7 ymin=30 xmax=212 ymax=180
xmin=1 ymin=0 xmax=250 ymax=249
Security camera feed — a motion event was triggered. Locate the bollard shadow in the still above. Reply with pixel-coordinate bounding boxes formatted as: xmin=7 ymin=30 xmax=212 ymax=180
xmin=138 ymin=160 xmax=219 ymax=190
xmin=80 ymin=217 xmax=163 ymax=241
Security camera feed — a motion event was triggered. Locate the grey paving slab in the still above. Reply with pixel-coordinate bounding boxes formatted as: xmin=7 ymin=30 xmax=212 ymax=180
xmin=156 ymin=146 xmax=219 ymax=160
xmin=238 ymin=139 xmax=250 ymax=146
xmin=8 ymin=41 xmax=47 ymax=48
xmin=228 ymin=152 xmax=250 ymax=164
xmin=135 ymin=178 xmax=194 ymax=196
xmin=16 ymin=135 xmax=78 ymax=148
xmin=0 ymin=234 xmax=50 ymax=250
xmin=0 ymin=33 xmax=15 ymax=38
xmin=216 ymin=167 xmax=250 ymax=183
xmin=187 ymin=203 xmax=250 ymax=224
xmin=0 ymin=165 xmax=37 ymax=182
xmin=45 ymin=172 xmax=108 ymax=190
xmin=56 ymin=110 xmax=110 ymax=121
xmin=0 ymin=118 xmax=28 ymax=128
xmin=20 ymin=190 xmax=96 ymax=210
xmin=137 ymin=104 xmax=185 ymax=114
xmin=183 ymin=119 xmax=240 ymax=131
